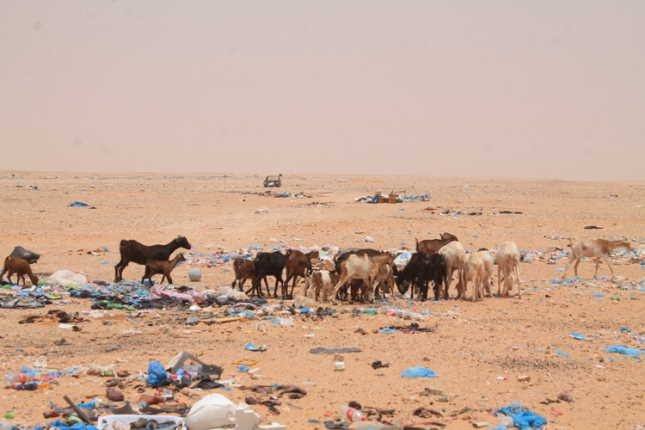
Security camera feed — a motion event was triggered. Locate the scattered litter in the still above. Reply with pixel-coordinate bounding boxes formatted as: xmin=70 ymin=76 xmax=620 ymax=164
xmin=400 ymin=366 xmax=438 ymax=378
xmin=309 ymin=347 xmax=362 ymax=354
xmin=245 ymin=344 xmax=268 ymax=352
xmin=569 ymin=333 xmax=588 ymax=341
xmin=356 ymin=191 xmax=430 ymax=204
xmin=605 ymin=345 xmax=644 ymax=357
xmin=496 ymin=403 xmax=547 ymax=429
xmin=68 ymin=201 xmax=90 ymax=207
xmin=371 ymin=360 xmax=390 ymax=369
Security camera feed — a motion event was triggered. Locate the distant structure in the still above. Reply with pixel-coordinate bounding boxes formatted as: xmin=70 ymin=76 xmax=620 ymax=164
xmin=264 ymin=174 xmax=282 ymax=188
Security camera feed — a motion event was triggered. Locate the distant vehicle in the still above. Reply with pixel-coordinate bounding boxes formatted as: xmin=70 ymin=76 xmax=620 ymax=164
xmin=264 ymin=174 xmax=282 ymax=188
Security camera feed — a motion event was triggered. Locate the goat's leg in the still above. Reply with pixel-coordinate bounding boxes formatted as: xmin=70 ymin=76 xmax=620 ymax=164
xmin=573 ymin=258 xmax=581 ymax=278
xmin=251 ymin=276 xmax=262 ymax=297
xmin=443 ymin=269 xmax=451 ymax=300
xmin=166 ymin=273 xmax=173 ymax=284
xmin=497 ymin=266 xmax=502 ymax=296
xmin=114 ymin=259 xmax=127 ymax=282
xmin=514 ymin=263 xmax=522 ymax=298
xmin=0 ymin=268 xmax=7 ymax=284
xmin=290 ymin=274 xmax=301 ymax=298
xmin=603 ymin=256 xmax=615 ymax=278
xmin=593 ymin=258 xmax=601 ymax=278
xmin=455 ymin=270 xmax=464 ymax=300
xmin=331 ymin=275 xmax=350 ymax=303
xmin=118 ymin=260 xmax=129 ymax=282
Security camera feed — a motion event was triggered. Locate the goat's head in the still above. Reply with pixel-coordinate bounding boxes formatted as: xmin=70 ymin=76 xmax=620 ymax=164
xmin=174 ymin=236 xmax=192 ymax=250
xmin=395 ymin=274 xmax=410 ymax=295
xmin=175 ymin=253 xmax=187 ymax=263
xmin=306 ymin=250 xmax=320 ymax=260
xmin=440 ymin=232 xmax=458 ymax=242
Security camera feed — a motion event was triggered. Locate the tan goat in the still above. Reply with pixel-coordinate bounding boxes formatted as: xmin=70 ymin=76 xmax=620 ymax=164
xmin=561 ymin=239 xmax=633 ymax=279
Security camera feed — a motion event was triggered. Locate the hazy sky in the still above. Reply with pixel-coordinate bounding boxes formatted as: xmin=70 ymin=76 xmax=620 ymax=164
xmin=1 ymin=1 xmax=644 ymax=180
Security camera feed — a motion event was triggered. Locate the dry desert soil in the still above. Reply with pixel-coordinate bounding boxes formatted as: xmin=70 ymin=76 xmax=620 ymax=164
xmin=1 ymin=171 xmax=644 ymax=430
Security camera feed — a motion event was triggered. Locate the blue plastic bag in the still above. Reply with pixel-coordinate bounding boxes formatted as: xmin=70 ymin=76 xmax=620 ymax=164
xmin=605 ymin=345 xmax=643 ymax=357
xmin=400 ymin=366 xmax=438 ymax=378
xmin=497 ymin=403 xmax=547 ymax=429
xmin=569 ymin=333 xmax=587 ymax=340
xmin=146 ymin=361 xmax=168 ymax=386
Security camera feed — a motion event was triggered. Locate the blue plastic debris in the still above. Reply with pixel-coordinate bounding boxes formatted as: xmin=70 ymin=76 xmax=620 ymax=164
xmin=569 ymin=333 xmax=588 ymax=341
xmin=400 ymin=366 xmax=438 ymax=378
xmin=245 ymin=343 xmax=267 ymax=352
xmin=496 ymin=403 xmax=547 ymax=429
xmin=379 ymin=328 xmax=397 ymax=334
xmin=239 ymin=365 xmax=250 ymax=372
xmin=591 ymin=294 xmax=606 ymax=297
xmin=553 ymin=349 xmax=570 ymax=357
xmin=605 ymin=345 xmax=644 ymax=357
xmin=68 ymin=201 xmax=89 ymax=207
xmin=47 ymin=421 xmax=98 ymax=430
xmin=619 ymin=327 xmax=632 ymax=333
xmin=146 ymin=361 xmax=167 ymax=387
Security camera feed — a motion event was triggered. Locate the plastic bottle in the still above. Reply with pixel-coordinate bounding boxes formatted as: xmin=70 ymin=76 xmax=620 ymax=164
xmin=333 ymin=355 xmax=345 ymax=371
xmin=340 ymin=405 xmax=364 ymax=422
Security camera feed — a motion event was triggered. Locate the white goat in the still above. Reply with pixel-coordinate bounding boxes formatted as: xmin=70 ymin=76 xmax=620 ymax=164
xmin=476 ymin=249 xmax=495 ymax=297
xmin=561 ymin=239 xmax=633 ymax=279
xmin=494 ymin=241 xmax=521 ymax=297
xmin=438 ymin=241 xmax=467 ymax=299
xmin=463 ymin=252 xmax=486 ymax=301
xmin=332 ymin=253 xmax=393 ymax=303
xmin=304 ymin=270 xmax=337 ymax=302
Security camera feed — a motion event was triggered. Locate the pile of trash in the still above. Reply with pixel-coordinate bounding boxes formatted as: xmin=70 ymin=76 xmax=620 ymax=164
xmin=3 ymin=351 xmax=288 ymax=430
xmin=355 ymin=192 xmax=430 ymax=204
xmin=5 ymin=365 xmax=82 ymax=391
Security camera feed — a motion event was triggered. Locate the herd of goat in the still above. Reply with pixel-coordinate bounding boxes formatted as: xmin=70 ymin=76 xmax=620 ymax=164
xmin=232 ymin=233 xmax=523 ymax=303
xmin=0 ymin=234 xmax=635 ymax=303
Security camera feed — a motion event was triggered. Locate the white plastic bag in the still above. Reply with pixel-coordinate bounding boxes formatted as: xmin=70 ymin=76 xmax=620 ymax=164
xmin=185 ymin=393 xmax=260 ymax=430
xmin=47 ymin=269 xmax=88 ymax=287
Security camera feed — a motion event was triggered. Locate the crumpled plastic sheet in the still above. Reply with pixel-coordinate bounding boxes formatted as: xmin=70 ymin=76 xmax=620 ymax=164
xmin=496 ymin=403 xmax=547 ymax=429
xmin=151 ymin=284 xmax=206 ymax=304
xmin=605 ymin=345 xmax=644 ymax=357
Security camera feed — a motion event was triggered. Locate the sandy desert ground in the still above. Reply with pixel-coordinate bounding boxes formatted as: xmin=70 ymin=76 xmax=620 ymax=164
xmin=0 ymin=171 xmax=644 ymax=430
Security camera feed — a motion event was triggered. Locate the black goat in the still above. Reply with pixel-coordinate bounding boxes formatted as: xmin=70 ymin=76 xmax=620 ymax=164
xmin=251 ymin=251 xmax=288 ymax=298
xmin=114 ymin=236 xmax=191 ymax=282
xmin=395 ymin=252 xmax=447 ymax=301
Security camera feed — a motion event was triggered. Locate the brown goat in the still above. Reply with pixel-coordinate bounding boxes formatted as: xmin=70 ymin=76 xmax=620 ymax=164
xmin=143 ymin=253 xmax=186 ymax=284
xmin=1 ymin=256 xmax=39 ymax=286
xmin=415 ymin=232 xmax=458 ymax=255
xmin=232 ymin=258 xmax=269 ymax=291
xmin=284 ymin=249 xmax=313 ymax=298
xmin=115 ymin=236 xmax=191 ymax=282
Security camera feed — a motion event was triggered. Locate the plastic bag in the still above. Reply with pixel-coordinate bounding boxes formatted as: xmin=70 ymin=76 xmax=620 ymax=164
xmin=147 ymin=361 xmax=168 ymax=386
